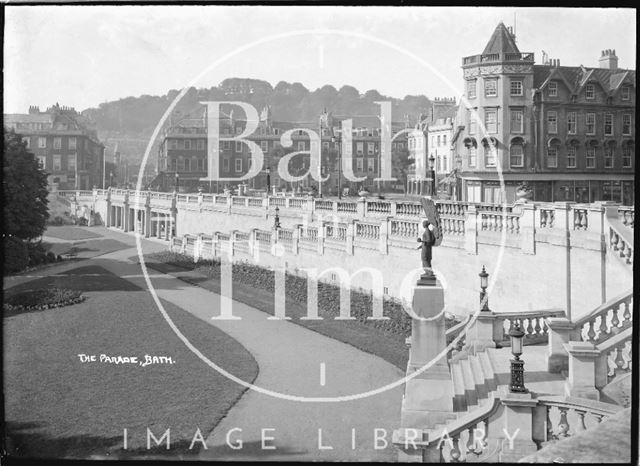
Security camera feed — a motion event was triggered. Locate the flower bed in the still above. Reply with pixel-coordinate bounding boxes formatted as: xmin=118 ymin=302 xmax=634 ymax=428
xmin=3 ymin=288 xmax=86 ymax=313
xmin=145 ymin=251 xmax=458 ymax=339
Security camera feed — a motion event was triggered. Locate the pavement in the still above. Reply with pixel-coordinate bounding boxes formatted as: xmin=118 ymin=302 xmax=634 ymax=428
xmin=6 ymin=226 xmax=405 ymax=461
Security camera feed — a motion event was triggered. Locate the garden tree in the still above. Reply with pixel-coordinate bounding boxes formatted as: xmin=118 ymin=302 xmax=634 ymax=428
xmin=392 ymin=146 xmax=412 ymax=194
xmin=3 ymin=129 xmax=49 ymax=240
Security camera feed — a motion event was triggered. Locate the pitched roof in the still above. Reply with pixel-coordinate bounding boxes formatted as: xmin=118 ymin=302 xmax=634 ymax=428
xmin=482 ymin=22 xmax=520 ymax=55
xmin=533 ymin=65 xmax=636 ymax=95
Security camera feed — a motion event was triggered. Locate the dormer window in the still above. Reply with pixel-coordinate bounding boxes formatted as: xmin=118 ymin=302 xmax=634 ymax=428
xmin=548 ymin=82 xmax=558 ymax=97
xmin=621 ymin=86 xmax=630 ymax=100
xmin=585 ymin=84 xmax=595 ymax=100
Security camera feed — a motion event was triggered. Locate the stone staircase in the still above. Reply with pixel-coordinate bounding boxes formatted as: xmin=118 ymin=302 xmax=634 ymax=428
xmin=394 ymin=286 xmax=633 ymax=462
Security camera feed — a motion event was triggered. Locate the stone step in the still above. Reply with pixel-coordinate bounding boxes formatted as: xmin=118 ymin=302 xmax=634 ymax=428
xmin=469 ymin=354 xmax=489 ymax=400
xmin=451 ymin=362 xmax=467 ymax=412
xmin=477 ymin=350 xmax=498 ymax=392
xmin=460 ymin=358 xmax=479 ymax=408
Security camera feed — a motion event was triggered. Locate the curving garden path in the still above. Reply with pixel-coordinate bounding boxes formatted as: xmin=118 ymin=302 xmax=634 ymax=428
xmin=52 ymin=228 xmax=405 ymax=461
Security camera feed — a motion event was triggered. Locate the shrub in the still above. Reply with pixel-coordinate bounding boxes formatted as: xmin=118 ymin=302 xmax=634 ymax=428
xmin=3 ymin=237 xmax=29 ymax=274
xmin=3 ymin=287 xmax=85 ymax=312
xmin=48 ymin=216 xmax=67 ymax=226
xmin=27 ymin=242 xmax=48 ymax=267
xmin=46 ymin=251 xmax=57 ymax=263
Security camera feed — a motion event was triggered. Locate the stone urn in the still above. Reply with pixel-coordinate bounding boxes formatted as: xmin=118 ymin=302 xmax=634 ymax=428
xmin=358 ymin=189 xmax=370 ymax=198
xmin=223 ymin=188 xmax=231 ymax=196
xmin=515 ymin=186 xmax=533 ymax=202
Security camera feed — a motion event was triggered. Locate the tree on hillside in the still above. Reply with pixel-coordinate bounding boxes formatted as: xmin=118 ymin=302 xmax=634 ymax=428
xmin=3 ymin=129 xmax=49 ymax=240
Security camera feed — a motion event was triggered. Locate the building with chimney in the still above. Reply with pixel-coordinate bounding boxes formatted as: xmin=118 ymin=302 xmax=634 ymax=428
xmin=4 ymin=104 xmax=105 ymax=190
xmin=153 ymin=106 xmax=408 ymax=195
xmin=453 ymin=22 xmax=635 ymax=204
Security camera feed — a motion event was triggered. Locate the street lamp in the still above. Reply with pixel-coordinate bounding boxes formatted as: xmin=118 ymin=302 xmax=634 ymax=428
xmin=175 ymin=172 xmax=180 ymax=193
xmin=509 ymin=322 xmax=527 ymax=393
xmin=274 ymin=206 xmax=281 ymax=230
xmin=266 ymin=166 xmax=271 ymax=195
xmin=479 ymin=265 xmax=490 ymax=311
xmin=428 ymin=154 xmax=436 ymax=197
xmin=331 ymin=131 xmax=342 ymax=200
xmin=109 ymin=171 xmax=113 ymax=188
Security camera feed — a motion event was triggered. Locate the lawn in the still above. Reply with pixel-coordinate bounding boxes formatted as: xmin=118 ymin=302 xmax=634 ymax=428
xmin=3 ymin=264 xmax=258 ymax=459
xmin=139 ymin=252 xmax=429 ymax=370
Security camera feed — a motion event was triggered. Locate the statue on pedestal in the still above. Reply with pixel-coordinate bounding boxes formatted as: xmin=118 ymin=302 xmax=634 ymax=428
xmin=416 ymin=197 xmax=442 ymax=286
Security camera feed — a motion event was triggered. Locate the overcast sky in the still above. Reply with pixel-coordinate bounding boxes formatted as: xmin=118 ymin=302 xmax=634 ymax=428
xmin=4 ymin=6 xmax=636 ymax=114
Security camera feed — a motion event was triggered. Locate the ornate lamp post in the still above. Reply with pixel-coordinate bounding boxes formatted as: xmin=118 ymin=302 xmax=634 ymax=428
xmin=109 ymin=171 xmax=114 ymax=188
xmin=331 ymin=130 xmax=342 ymax=199
xmin=428 ymin=154 xmax=436 ymax=197
xmin=175 ymin=172 xmax=180 ymax=193
xmin=266 ymin=166 xmax=271 ymax=195
xmin=509 ymin=322 xmax=527 ymax=393
xmin=479 ymin=265 xmax=490 ymax=311
xmin=274 ymin=206 xmax=281 ymax=230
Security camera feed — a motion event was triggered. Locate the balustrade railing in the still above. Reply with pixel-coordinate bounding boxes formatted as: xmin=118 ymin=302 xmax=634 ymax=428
xmin=315 ymin=200 xmax=334 ymax=211
xmin=480 ymin=212 xmax=520 ymax=234
xmin=355 ymin=222 xmax=380 ymax=240
xmin=215 ymin=195 xmax=227 ymax=205
xmin=337 ymin=201 xmax=357 ymax=214
xmin=269 ymin=197 xmax=286 ymax=207
xmin=537 ymin=395 xmax=622 ymax=446
xmin=596 ymin=328 xmax=632 ymax=385
xmin=255 ymin=230 xmax=272 ymax=244
xmin=366 ymin=200 xmax=392 ymax=215
xmin=609 ymin=226 xmax=633 ymax=265
xmin=289 ymin=198 xmax=307 ymax=209
xmin=232 ymin=196 xmax=247 ymax=207
xmin=247 ymin=198 xmax=264 ymax=208
xmin=494 ymin=309 xmax=565 ymax=345
xmin=277 ymin=229 xmax=294 ymax=244
xmin=299 ymin=226 xmax=319 ymax=243
xmin=573 ymin=291 xmax=633 ymax=344
xmin=325 ymin=223 xmax=347 ymax=241
xmin=396 ymin=202 xmax=422 ymax=217
xmin=539 ymin=206 xmax=555 ymax=228
xmin=572 ymin=206 xmax=589 ymax=230
xmin=390 ymin=219 xmax=419 ymax=238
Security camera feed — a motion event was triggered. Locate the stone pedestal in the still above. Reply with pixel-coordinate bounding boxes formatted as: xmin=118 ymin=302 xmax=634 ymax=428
xmin=498 ymin=389 xmax=539 ymax=462
xmin=466 ymin=311 xmax=498 ymax=354
xmin=546 ymin=317 xmax=574 ymax=373
xmin=400 ymin=282 xmax=453 ymax=430
xmin=563 ymin=341 xmax=600 ymax=400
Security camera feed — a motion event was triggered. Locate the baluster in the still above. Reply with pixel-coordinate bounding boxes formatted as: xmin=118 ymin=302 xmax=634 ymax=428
xmin=450 ymin=434 xmax=462 ymax=462
xmin=614 ymin=346 xmax=625 ymax=369
xmin=575 ymin=410 xmax=587 ymax=432
xmin=625 ymin=246 xmax=632 ymax=264
xmin=540 ymin=210 xmax=547 ymax=228
xmin=622 ymin=300 xmax=631 ymax=325
xmin=611 ymin=306 xmax=620 ymax=330
xmin=546 ymin=407 xmax=556 ymax=441
xmin=557 ymin=407 xmax=570 ymax=438
xmin=549 ymin=211 xmax=555 ymax=228
xmin=534 ymin=316 xmax=542 ymax=336
xmin=587 ymin=321 xmax=596 ymax=342
xmin=526 ymin=317 xmax=534 ymax=337
xmin=482 ymin=215 xmax=487 ymax=231
xmin=581 ymin=211 xmax=588 ymax=229
xmin=466 ymin=426 xmax=475 ymax=455
xmin=598 ymin=315 xmax=608 ymax=341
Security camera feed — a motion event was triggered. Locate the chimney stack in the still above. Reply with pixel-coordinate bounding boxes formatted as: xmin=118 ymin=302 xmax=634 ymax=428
xmin=599 ymin=49 xmax=618 ymax=70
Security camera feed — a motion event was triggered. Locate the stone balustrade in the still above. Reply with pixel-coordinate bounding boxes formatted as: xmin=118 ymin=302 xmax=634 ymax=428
xmin=618 ymin=206 xmax=634 ymax=229
xmin=573 ymin=291 xmax=633 ymax=344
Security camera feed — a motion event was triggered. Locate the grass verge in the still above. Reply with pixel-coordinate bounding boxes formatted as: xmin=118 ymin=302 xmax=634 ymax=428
xmin=3 ymin=264 xmax=258 ymax=459
xmin=140 ymin=251 xmax=459 ymax=370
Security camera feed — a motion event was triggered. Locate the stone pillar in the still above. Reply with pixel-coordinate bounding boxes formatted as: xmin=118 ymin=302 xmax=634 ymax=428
xmin=563 ymin=341 xmax=600 ymax=400
xmin=498 ymin=389 xmax=539 ymax=462
xmin=346 ymin=222 xmax=355 ymax=255
xmin=401 ymin=282 xmax=454 ymax=431
xmin=518 ymin=203 xmax=536 ymax=254
xmin=356 ymin=197 xmax=367 ymax=218
xmin=553 ymin=202 xmax=573 ymax=321
xmin=546 ymin=317 xmax=574 ymax=373
xmin=466 ymin=311 xmax=498 ymax=354
xmin=464 ymin=205 xmax=478 ymax=255
xmin=379 ymin=217 xmax=390 ymax=254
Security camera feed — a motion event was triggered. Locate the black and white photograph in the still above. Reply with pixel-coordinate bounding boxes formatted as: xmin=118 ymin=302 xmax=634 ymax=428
xmin=2 ymin=4 xmax=636 ymax=463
